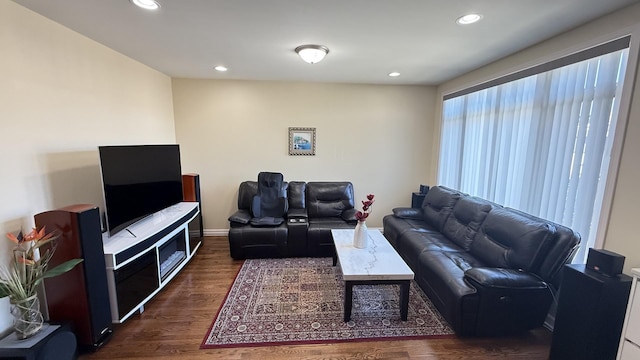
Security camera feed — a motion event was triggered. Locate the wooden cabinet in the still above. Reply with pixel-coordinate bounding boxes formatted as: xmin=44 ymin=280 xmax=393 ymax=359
xmin=618 ymin=268 xmax=640 ymax=359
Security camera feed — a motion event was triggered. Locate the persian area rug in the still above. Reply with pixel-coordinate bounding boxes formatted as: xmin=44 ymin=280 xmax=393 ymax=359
xmin=201 ymin=257 xmax=454 ymax=348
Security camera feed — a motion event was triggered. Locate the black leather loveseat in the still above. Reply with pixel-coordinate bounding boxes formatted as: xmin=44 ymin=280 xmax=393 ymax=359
xmin=383 ymin=185 xmax=580 ymax=336
xmin=228 ymin=180 xmax=357 ymax=259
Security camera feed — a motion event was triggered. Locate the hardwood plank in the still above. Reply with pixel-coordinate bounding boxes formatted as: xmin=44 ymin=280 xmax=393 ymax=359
xmin=79 ymin=237 xmax=553 ymax=360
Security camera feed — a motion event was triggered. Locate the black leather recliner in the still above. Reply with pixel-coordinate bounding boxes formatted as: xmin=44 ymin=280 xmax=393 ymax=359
xmin=228 ymin=179 xmax=357 ymax=259
xmin=383 ymin=185 xmax=581 ymax=336
xmin=305 ymin=182 xmax=358 ymax=256
xmin=227 ymin=180 xmax=288 ymax=259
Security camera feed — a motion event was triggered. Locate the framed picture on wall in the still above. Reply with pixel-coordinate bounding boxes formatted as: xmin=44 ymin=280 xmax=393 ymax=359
xmin=288 ymin=127 xmax=316 ymax=156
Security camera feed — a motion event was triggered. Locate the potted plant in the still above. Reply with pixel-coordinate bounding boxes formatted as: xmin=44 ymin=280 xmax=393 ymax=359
xmin=0 ymin=227 xmax=83 ymax=339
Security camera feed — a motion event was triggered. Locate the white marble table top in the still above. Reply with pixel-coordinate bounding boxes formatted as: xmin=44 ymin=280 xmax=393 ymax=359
xmin=331 ymin=229 xmax=414 ymax=281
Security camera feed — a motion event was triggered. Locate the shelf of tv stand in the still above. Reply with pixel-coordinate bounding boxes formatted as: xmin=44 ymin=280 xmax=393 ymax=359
xmin=102 ymin=202 xmax=200 ymax=323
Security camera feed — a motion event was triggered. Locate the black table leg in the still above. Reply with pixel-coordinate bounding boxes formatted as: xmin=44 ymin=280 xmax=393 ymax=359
xmin=342 ymin=280 xmax=411 ymax=322
xmin=399 ymin=280 xmax=410 ymax=321
xmin=344 ymin=281 xmax=354 ymax=322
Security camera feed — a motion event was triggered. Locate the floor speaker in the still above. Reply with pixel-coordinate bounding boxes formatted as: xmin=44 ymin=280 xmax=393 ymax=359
xmin=34 ymin=204 xmax=113 ymax=351
xmin=183 ymin=173 xmax=203 ymax=237
xmin=549 ymin=264 xmax=631 ymax=360
xmin=0 ymin=324 xmax=77 ymax=360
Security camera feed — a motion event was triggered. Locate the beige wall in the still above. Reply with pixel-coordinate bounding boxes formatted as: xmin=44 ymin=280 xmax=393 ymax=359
xmin=436 ymin=3 xmax=640 ymax=274
xmin=0 ymin=1 xmax=176 ymax=335
xmin=173 ymin=79 xmax=436 ymax=231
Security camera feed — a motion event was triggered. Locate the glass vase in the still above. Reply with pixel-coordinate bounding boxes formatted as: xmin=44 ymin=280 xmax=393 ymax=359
xmin=10 ymin=295 xmax=44 ymax=340
xmin=353 ymin=221 xmax=368 ymax=248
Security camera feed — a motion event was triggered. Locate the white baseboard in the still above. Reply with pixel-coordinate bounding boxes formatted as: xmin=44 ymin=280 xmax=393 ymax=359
xmin=203 ymin=229 xmax=229 ymax=237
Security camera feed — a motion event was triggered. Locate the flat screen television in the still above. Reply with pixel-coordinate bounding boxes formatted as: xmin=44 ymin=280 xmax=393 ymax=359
xmin=99 ymin=144 xmax=183 ymax=236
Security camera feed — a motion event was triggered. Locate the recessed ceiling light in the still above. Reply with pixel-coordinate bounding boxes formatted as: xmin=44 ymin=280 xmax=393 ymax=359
xmin=131 ymin=0 xmax=160 ymax=10
xmin=456 ymin=13 xmax=482 ymax=25
xmin=214 ymin=66 xmax=228 ymax=72
xmin=388 ymin=72 xmax=401 ymax=77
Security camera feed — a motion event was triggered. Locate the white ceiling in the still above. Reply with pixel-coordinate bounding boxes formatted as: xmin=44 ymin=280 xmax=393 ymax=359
xmin=12 ymin=0 xmax=639 ymax=85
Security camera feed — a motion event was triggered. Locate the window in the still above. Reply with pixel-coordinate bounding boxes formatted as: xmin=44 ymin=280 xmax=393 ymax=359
xmin=438 ymin=39 xmax=630 ymax=263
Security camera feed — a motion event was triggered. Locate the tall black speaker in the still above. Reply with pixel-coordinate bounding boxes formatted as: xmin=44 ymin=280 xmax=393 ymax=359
xmin=549 ymin=263 xmax=632 ymax=360
xmin=182 ymin=173 xmax=203 ymax=238
xmin=35 ymin=204 xmax=113 ymax=351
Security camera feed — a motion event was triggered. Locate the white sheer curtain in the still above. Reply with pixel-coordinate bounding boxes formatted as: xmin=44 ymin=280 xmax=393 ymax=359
xmin=438 ymin=48 xmax=629 ymax=263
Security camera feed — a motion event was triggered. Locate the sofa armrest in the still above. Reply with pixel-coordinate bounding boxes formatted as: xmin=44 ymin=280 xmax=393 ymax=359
xmin=341 ymin=208 xmax=358 ymax=223
xmin=464 ymin=267 xmax=552 ymax=336
xmin=392 ymin=207 xmax=423 ymax=220
xmin=287 ymin=208 xmax=308 ymax=219
xmin=464 ymin=267 xmax=548 ymax=290
xmin=228 ymin=209 xmax=252 ymax=225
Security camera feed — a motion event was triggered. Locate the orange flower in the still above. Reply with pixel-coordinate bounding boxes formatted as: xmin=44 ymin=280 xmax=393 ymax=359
xmin=22 ymin=227 xmax=54 ymax=242
xmin=2 ymin=226 xmax=81 ymax=301
xmin=6 ymin=227 xmax=56 ymax=245
xmin=6 ymin=232 xmax=21 ymax=244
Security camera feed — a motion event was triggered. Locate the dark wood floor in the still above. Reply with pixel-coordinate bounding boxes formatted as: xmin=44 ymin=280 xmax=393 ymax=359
xmin=79 ymin=237 xmax=553 ymax=360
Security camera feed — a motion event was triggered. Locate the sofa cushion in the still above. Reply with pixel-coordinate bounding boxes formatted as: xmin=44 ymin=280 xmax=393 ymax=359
xmin=421 ymin=186 xmax=461 ymax=230
xmin=287 ymin=181 xmax=306 ymax=209
xmin=505 ymin=208 xmax=580 ymax=287
xmin=306 ymin=182 xmax=355 ymax=218
xmin=383 ymin=214 xmax=439 ymax=249
xmin=308 ymin=217 xmax=353 ymax=227
xmin=340 ymin=208 xmax=358 ymax=223
xmin=307 ymin=217 xmax=354 ymax=257
xmin=237 ymin=181 xmax=258 ymax=210
xmin=396 ymin=230 xmax=463 ymax=271
xmin=392 ymin=207 xmax=423 ymax=220
xmin=416 ymin=250 xmax=484 ymax=334
xmin=470 ymin=207 xmax=556 ymax=272
xmin=441 ymin=196 xmax=493 ymax=251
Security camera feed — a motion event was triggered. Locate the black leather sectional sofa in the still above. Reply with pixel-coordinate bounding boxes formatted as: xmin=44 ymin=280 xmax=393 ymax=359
xmin=228 ymin=181 xmax=357 ymax=259
xmin=383 ymin=185 xmax=580 ymax=336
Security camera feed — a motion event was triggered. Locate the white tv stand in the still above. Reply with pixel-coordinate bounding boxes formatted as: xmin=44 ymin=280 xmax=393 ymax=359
xmin=102 ymin=202 xmax=200 ymax=323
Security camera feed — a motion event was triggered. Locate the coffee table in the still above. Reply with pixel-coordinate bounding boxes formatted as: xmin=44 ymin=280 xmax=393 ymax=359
xmin=331 ymin=229 xmax=414 ymax=322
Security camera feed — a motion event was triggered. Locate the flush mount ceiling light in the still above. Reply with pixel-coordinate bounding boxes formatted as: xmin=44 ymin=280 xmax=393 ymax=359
xmin=295 ymin=45 xmax=329 ymax=64
xmin=388 ymin=72 xmax=401 ymax=77
xmin=131 ymin=0 xmax=160 ymax=10
xmin=456 ymin=13 xmax=482 ymax=25
xmin=214 ymin=66 xmax=228 ymax=72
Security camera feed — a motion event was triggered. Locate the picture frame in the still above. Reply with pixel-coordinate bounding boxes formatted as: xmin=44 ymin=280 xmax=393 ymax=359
xmin=288 ymin=127 xmax=316 ymax=156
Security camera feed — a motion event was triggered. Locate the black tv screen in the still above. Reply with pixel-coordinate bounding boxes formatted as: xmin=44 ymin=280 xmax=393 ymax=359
xmin=99 ymin=145 xmax=183 ymax=236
